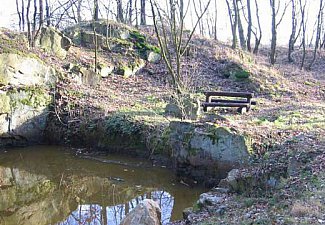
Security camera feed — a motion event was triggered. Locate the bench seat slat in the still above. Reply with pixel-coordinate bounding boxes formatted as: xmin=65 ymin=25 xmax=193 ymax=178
xmin=211 ymin=99 xmax=257 ymax=105
xmin=204 ymin=91 xmax=253 ymax=98
xmin=202 ymin=102 xmax=250 ymax=107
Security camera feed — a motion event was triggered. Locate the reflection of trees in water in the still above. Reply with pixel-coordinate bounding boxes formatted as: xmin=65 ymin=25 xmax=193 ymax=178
xmin=58 ymin=191 xmax=174 ymax=225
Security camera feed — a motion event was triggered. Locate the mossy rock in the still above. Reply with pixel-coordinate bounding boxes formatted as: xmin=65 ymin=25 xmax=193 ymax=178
xmin=36 ymin=26 xmax=71 ymax=59
xmin=8 ymin=86 xmax=52 ymax=110
xmin=0 ymin=53 xmax=57 ymax=86
xmin=0 ymin=92 xmax=10 ymax=113
xmin=233 ymin=70 xmax=250 ymax=79
xmin=221 ymin=62 xmax=250 ymax=79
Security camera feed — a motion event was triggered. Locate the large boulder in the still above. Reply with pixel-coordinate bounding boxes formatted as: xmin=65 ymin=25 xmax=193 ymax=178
xmin=120 ymin=199 xmax=161 ymax=225
xmin=0 ymin=88 xmax=52 ymax=145
xmin=36 ymin=26 xmax=71 ymax=59
xmin=169 ymin=121 xmax=252 ymax=186
xmin=0 ymin=53 xmax=56 ymax=86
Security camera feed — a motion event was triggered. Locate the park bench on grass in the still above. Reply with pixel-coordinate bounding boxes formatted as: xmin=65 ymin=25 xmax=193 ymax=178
xmin=202 ymin=91 xmax=256 ymax=114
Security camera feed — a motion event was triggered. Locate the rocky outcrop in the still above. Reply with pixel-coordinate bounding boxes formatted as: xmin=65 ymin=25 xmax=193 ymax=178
xmin=0 ymin=53 xmax=56 ymax=86
xmin=36 ymin=26 xmax=72 ymax=59
xmin=120 ymin=199 xmax=162 ymax=225
xmin=169 ymin=121 xmax=252 ymax=186
xmin=0 ymin=53 xmax=55 ymax=146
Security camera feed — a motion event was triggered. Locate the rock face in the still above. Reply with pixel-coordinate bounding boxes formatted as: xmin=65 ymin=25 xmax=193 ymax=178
xmin=0 ymin=53 xmax=55 ymax=146
xmin=120 ymin=199 xmax=161 ymax=225
xmin=0 ymin=53 xmax=56 ymax=86
xmin=36 ymin=26 xmax=72 ymax=59
xmin=169 ymin=121 xmax=251 ymax=186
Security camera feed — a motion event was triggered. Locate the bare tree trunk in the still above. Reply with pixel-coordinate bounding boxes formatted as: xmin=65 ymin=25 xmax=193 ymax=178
xmin=140 ymin=0 xmax=146 ymax=25
xmin=180 ymin=0 xmax=184 ymax=19
xmin=246 ymin=0 xmax=252 ymax=51
xmin=288 ymin=0 xmax=297 ymax=62
xmin=21 ymin=0 xmax=25 ymax=31
xmin=193 ymin=0 xmax=205 ymax=35
xmin=253 ymin=0 xmax=262 ymax=53
xmin=77 ymin=0 xmax=82 ymax=22
xmin=27 ymin=0 xmax=32 ymax=46
xmin=308 ymin=0 xmax=324 ymax=69
xmin=270 ymin=0 xmax=277 ymax=65
xmin=299 ymin=0 xmax=307 ymax=69
xmin=226 ymin=0 xmax=238 ymax=49
xmin=135 ymin=0 xmax=138 ymax=27
xmin=270 ymin=0 xmax=289 ymax=65
xmin=214 ymin=0 xmax=218 ymax=40
xmin=39 ymin=0 xmax=44 ymax=29
xmin=116 ymin=0 xmax=123 ymax=22
xmin=16 ymin=0 xmax=22 ymax=31
xmin=94 ymin=0 xmax=99 ymax=21
xmin=129 ymin=0 xmax=133 ymax=24
xmin=45 ymin=0 xmax=50 ymax=26
xmin=237 ymin=1 xmax=246 ymax=50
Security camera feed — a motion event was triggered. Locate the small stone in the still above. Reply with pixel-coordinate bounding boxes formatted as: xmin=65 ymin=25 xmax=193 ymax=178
xmin=198 ymin=193 xmax=223 ymax=206
xmin=216 ymin=205 xmax=227 ymax=216
xmin=147 ymin=51 xmax=161 ymax=64
xmin=244 ymin=212 xmax=251 ymax=219
xmin=182 ymin=207 xmax=193 ymax=220
xmin=212 ymin=187 xmax=230 ymax=194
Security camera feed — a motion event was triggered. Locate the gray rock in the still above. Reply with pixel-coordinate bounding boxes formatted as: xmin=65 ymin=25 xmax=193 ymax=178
xmin=120 ymin=199 xmax=161 ymax=225
xmin=98 ymin=64 xmax=114 ymax=78
xmin=36 ymin=26 xmax=71 ymax=59
xmin=165 ymin=103 xmax=182 ymax=118
xmin=182 ymin=207 xmax=193 ymax=220
xmin=0 ymin=53 xmax=56 ymax=86
xmin=216 ymin=205 xmax=227 ymax=216
xmin=147 ymin=51 xmax=161 ymax=64
xmin=80 ymin=67 xmax=100 ymax=86
xmin=164 ymin=96 xmax=200 ymax=120
xmin=198 ymin=193 xmax=224 ymax=206
xmin=212 ymin=187 xmax=230 ymax=194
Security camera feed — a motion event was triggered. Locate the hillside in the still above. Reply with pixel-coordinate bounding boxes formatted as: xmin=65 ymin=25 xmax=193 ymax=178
xmin=0 ymin=21 xmax=324 ymax=225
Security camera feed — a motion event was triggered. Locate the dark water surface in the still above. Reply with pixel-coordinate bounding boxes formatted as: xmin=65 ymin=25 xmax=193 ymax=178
xmin=0 ymin=146 xmax=206 ymax=225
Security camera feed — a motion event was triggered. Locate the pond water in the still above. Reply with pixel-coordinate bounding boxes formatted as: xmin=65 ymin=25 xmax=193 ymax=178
xmin=0 ymin=146 xmax=206 ymax=225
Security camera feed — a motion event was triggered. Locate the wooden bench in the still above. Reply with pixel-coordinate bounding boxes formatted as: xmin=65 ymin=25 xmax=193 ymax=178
xmin=202 ymin=91 xmax=256 ymax=113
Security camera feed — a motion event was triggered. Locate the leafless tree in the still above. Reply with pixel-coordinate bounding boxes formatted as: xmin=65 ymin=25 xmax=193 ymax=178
xmin=15 ymin=0 xmax=22 ymax=31
xmin=116 ymin=0 xmax=124 ymax=22
xmin=307 ymin=0 xmax=324 ymax=69
xmin=252 ymin=0 xmax=262 ymax=53
xmin=270 ymin=0 xmax=289 ymax=65
xmin=45 ymin=0 xmax=50 ymax=25
xmin=193 ymin=0 xmax=205 ymax=35
xmin=237 ymin=1 xmax=246 ymax=50
xmin=288 ymin=0 xmax=300 ymax=62
xmin=94 ymin=0 xmax=99 ymax=20
xmin=246 ymin=0 xmax=252 ymax=51
xmin=298 ymin=0 xmax=307 ymax=69
xmin=226 ymin=0 xmax=238 ymax=49
xmin=140 ymin=0 xmax=146 ymax=25
xmin=149 ymin=0 xmax=211 ymax=94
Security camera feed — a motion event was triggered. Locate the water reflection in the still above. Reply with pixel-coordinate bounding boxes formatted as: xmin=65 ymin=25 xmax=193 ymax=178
xmin=0 ymin=146 xmax=206 ymax=225
xmin=61 ymin=191 xmax=174 ymax=225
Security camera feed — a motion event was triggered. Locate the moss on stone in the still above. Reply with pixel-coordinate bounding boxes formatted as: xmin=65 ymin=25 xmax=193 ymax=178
xmin=0 ymin=92 xmax=10 ymax=113
xmin=8 ymin=86 xmax=52 ymax=110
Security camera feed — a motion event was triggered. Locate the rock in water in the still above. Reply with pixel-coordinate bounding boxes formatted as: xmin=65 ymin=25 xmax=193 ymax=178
xmin=120 ymin=199 xmax=161 ymax=225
